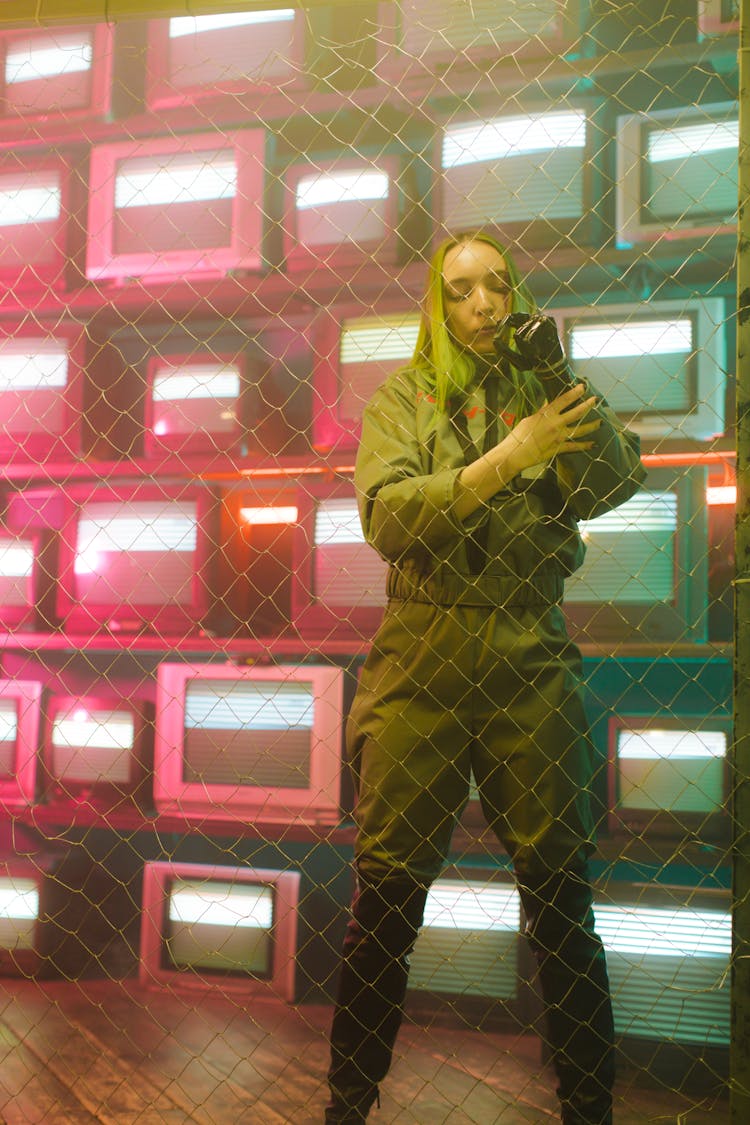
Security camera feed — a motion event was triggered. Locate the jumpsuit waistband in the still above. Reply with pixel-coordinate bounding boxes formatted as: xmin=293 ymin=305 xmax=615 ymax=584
xmin=386 ymin=563 xmax=564 ymax=607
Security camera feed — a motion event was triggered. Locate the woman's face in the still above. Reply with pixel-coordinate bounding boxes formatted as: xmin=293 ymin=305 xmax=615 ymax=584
xmin=442 ymin=240 xmax=512 ymax=356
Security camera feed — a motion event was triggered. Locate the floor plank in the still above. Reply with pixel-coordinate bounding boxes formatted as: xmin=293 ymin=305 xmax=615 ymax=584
xmin=0 ymin=978 xmax=730 ymax=1124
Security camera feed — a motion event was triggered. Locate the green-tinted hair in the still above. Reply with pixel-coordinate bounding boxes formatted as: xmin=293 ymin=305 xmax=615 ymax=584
xmin=412 ymin=231 xmax=539 ymax=413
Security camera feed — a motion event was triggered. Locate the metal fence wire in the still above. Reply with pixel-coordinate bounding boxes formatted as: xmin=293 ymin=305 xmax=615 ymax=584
xmin=0 ymin=2 xmax=741 ymax=1123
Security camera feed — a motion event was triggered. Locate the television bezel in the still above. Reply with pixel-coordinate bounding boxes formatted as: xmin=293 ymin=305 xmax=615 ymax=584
xmin=152 ymin=661 xmax=345 ymax=825
xmin=0 ymin=23 xmax=113 ymax=123
xmin=145 ymin=10 xmax=307 ymax=109
xmin=283 ymin=154 xmax=401 ymax=272
xmin=42 ymin=692 xmax=152 ymax=808
xmin=562 ymin=463 xmax=710 ymax=645
xmin=0 ymin=678 xmax=42 ymax=810
xmin=139 ymin=860 xmax=301 ymax=1000
xmin=290 ymin=478 xmax=389 ymax=640
xmin=55 ymin=480 xmax=218 ymax=636
xmin=85 ymin=129 xmax=266 ymax=284
xmin=607 ymin=712 xmax=732 ymax=842
xmin=615 ymin=100 xmax=738 ymax=247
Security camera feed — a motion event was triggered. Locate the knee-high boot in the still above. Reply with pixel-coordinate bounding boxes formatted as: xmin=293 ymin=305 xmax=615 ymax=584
xmin=517 ymin=866 xmax=615 ymax=1125
xmin=325 ymin=874 xmax=428 ymax=1123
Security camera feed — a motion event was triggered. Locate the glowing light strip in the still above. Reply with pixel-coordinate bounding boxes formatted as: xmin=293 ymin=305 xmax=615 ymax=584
xmin=169 ymin=10 xmax=295 ymax=37
xmin=570 ymin=319 xmax=693 ymax=360
xmin=594 ymin=904 xmax=730 ymax=957
xmin=578 ymin=491 xmax=677 ymax=536
xmin=0 ymin=701 xmax=18 ymax=743
xmin=0 ymin=542 xmax=33 ymax=578
xmin=185 ymin=680 xmax=314 ymax=730
xmin=239 ymin=506 xmax=298 ymax=525
xmin=0 ymin=879 xmax=39 ymax=921
xmin=0 ymin=183 xmax=61 ymax=226
xmin=169 ymin=880 xmax=273 ymax=929
xmin=423 ymin=881 xmax=520 ymax=931
xmin=707 ymin=484 xmax=736 ymax=505
xmin=315 ymin=499 xmax=365 ymax=546
xmin=618 ymin=728 xmax=727 ymax=760
xmin=648 ymin=119 xmax=738 ymax=163
xmin=296 ymin=169 xmax=390 ymax=210
xmin=442 ymin=110 xmax=586 ymax=169
xmin=0 ymin=348 xmax=68 ymax=391
xmin=340 ymin=317 xmax=421 ymax=364
xmin=5 ymin=38 xmax=92 ymax=84
xmin=152 ymin=365 xmax=240 ymax=402
xmin=53 ymin=711 xmax=134 ymax=751
xmin=115 ymin=152 xmax=236 ymax=209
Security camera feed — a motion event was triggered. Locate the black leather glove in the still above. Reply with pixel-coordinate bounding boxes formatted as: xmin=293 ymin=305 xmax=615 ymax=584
xmin=493 ymin=312 xmax=566 ymax=371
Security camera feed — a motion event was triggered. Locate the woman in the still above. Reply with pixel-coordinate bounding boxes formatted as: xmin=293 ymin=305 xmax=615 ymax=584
xmin=325 ymin=232 xmax=646 ymax=1124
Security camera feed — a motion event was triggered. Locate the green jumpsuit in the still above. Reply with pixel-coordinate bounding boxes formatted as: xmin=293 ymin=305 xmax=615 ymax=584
xmin=326 ymin=356 xmax=647 ymax=1125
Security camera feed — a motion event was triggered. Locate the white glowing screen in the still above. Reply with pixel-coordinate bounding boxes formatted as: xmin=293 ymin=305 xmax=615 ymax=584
xmin=648 ymin=120 xmax=738 ymax=163
xmin=314 ymin=499 xmax=365 ymax=546
xmin=115 ymin=151 xmax=236 ymax=209
xmin=0 ymin=344 xmax=68 ymax=391
xmin=594 ymin=903 xmax=730 ymax=958
xmin=296 ymin=170 xmax=390 ymax=209
xmin=0 ymin=543 xmax=33 ymax=579
xmin=442 ymin=110 xmax=586 ymax=168
xmin=570 ymin=318 xmax=693 ymax=360
xmin=169 ymin=10 xmax=294 ymax=37
xmin=423 ymin=881 xmax=521 ymax=931
xmin=340 ymin=317 xmax=421 ymax=365
xmin=152 ymin=364 xmax=240 ymax=402
xmin=5 ymin=35 xmax=92 ymax=84
xmin=169 ymin=880 xmax=273 ymax=929
xmin=619 ymin=729 xmax=727 ymax=761
xmin=0 ymin=179 xmax=61 ymax=226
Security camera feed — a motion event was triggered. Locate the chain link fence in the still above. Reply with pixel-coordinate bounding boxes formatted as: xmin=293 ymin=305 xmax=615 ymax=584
xmin=0 ymin=2 xmax=740 ymax=1122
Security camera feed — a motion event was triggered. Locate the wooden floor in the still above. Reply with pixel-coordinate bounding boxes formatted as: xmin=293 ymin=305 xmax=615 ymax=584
xmin=0 ymin=977 xmax=729 ymax=1125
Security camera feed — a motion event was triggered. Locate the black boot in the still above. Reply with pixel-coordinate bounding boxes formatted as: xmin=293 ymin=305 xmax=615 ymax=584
xmin=518 ymin=865 xmax=615 ymax=1125
xmin=325 ymin=873 xmax=428 ymax=1121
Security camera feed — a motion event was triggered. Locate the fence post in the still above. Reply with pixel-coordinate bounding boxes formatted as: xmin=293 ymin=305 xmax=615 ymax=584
xmin=733 ymin=1 xmax=750 ymax=1120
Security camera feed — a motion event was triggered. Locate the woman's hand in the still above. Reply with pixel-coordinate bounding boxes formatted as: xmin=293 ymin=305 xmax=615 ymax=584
xmin=455 ymin=383 xmax=601 ymax=521
xmin=504 ymin=383 xmax=601 ymax=476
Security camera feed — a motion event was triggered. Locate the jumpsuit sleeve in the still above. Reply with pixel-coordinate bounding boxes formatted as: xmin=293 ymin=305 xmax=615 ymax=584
xmin=554 ymin=376 xmax=648 ymax=520
xmin=355 ymin=374 xmax=467 ymax=564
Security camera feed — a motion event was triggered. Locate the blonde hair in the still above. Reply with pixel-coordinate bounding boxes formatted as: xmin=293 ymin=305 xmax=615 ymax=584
xmin=412 ymin=232 xmax=540 ymax=413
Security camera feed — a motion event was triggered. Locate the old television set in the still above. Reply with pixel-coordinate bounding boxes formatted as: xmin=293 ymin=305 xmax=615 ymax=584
xmin=86 ymin=129 xmax=266 ymax=284
xmin=283 ymin=156 xmax=401 ymax=271
xmin=0 ymin=150 xmax=76 ymax=291
xmin=0 ymin=679 xmax=42 ymax=811
xmin=608 ymin=714 xmax=731 ymax=842
xmin=616 ymin=101 xmax=737 ymax=247
xmin=698 ymin=0 xmax=739 ymax=37
xmin=312 ymin=308 xmax=420 ymax=451
xmin=0 ymin=321 xmax=87 ymax=464
xmin=146 ymin=9 xmax=305 ymax=109
xmin=139 ymin=860 xmax=301 ymax=999
xmin=153 ymin=661 xmax=344 ymax=826
xmin=143 ymin=348 xmax=261 ymax=459
xmin=552 ymin=297 xmax=726 ymax=442
xmin=377 ymin=0 xmax=577 ymax=78
xmin=562 ymin=464 xmax=709 ymax=645
xmin=42 ymin=693 xmax=152 ymax=809
xmin=408 ymin=869 xmax=522 ymax=1013
xmin=594 ymin=883 xmax=730 ymax=1047
xmin=439 ymin=105 xmax=590 ymax=244
xmin=56 ymin=482 xmax=217 ymax=635
xmin=291 ymin=480 xmax=389 ymax=639
xmin=0 ymin=24 xmax=113 ymax=121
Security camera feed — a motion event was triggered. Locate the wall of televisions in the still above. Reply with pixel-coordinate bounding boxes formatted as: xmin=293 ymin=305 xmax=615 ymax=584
xmin=0 ymin=0 xmax=737 ymax=1074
